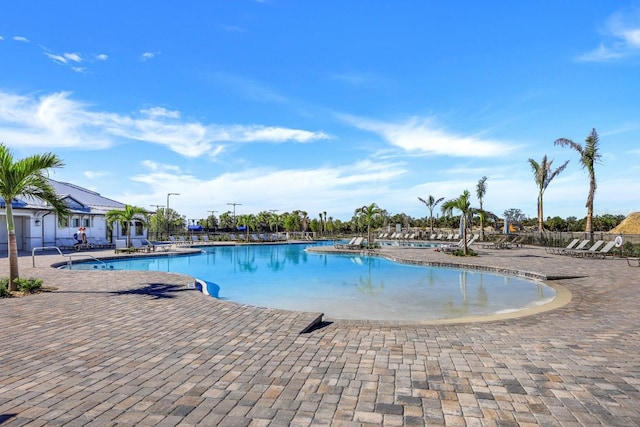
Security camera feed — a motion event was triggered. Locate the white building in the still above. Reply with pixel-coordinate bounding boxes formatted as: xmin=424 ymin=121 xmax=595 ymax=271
xmin=0 ymin=179 xmax=147 ymax=252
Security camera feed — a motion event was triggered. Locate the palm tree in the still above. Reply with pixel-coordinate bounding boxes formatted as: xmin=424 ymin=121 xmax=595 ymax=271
xmin=418 ymin=195 xmax=444 ymax=234
xmin=441 ymin=190 xmax=472 ymax=255
xmin=528 ymin=155 xmax=569 ymax=232
xmin=475 ymin=176 xmax=488 ymax=241
xmin=554 ymin=128 xmax=602 ymax=235
xmin=105 ymin=205 xmax=148 ymax=248
xmin=0 ymin=144 xmax=70 ymax=290
xmin=358 ymin=203 xmax=382 ymax=248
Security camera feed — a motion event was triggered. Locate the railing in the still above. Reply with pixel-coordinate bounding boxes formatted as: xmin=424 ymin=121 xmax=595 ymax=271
xmin=32 ymin=246 xmax=108 ymax=269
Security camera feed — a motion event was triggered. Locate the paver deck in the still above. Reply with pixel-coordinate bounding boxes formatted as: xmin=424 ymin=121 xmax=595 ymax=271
xmin=1 ymin=244 xmax=639 ymax=426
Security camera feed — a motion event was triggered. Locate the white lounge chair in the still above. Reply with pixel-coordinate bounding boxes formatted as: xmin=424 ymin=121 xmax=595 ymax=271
xmin=584 ymin=240 xmax=617 ymax=259
xmin=546 ymin=238 xmax=579 ymax=254
xmin=568 ymin=240 xmax=604 ymax=257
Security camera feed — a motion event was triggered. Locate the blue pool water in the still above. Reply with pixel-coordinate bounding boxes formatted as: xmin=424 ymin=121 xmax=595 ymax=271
xmin=67 ymin=242 xmax=556 ymax=321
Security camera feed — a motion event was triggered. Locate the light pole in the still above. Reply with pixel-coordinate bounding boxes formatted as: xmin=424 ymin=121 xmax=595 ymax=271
xmin=227 ymin=202 xmax=241 ymax=230
xmin=150 ymin=204 xmax=164 ymax=240
xmin=166 ymin=193 xmax=179 ymax=238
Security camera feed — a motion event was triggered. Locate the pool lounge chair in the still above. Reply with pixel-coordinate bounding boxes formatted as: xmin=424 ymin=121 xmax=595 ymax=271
xmin=584 ymin=240 xmax=617 ymax=259
xmin=568 ymin=240 xmax=604 ymax=257
xmin=347 ymin=236 xmax=364 ymax=249
xmin=479 ymin=236 xmax=508 ymax=249
xmin=335 ymin=237 xmax=357 ymax=249
xmin=546 ymin=238 xmax=579 ymax=254
xmin=626 ymin=257 xmax=640 ymax=267
xmin=554 ymin=239 xmax=590 ymax=255
xmin=131 ymin=239 xmax=152 ymax=252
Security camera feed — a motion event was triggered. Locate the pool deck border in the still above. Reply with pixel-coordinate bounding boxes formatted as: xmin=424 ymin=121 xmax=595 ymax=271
xmin=1 ymin=243 xmax=639 ymax=426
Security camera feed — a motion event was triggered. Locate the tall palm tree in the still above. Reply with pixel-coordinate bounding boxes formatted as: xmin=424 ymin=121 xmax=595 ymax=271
xmin=475 ymin=176 xmax=488 ymax=241
xmin=358 ymin=203 xmax=382 ymax=248
xmin=441 ymin=190 xmax=472 ymax=255
xmin=554 ymin=128 xmax=602 ymax=235
xmin=0 ymin=144 xmax=70 ymax=290
xmin=528 ymin=155 xmax=569 ymax=232
xmin=418 ymin=195 xmax=444 ymax=234
xmin=105 ymin=205 xmax=148 ymax=248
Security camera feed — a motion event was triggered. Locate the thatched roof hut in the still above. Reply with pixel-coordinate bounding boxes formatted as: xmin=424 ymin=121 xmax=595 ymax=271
xmin=610 ymin=212 xmax=640 ymax=234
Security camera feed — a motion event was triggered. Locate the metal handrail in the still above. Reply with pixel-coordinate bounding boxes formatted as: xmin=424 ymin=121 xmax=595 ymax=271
xmin=32 ymin=246 xmax=108 ymax=269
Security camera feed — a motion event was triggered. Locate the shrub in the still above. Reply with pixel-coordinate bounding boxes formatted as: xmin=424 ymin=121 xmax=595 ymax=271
xmin=15 ymin=278 xmax=43 ymax=294
xmin=450 ymin=249 xmax=477 ymax=257
xmin=622 ymin=242 xmax=640 ymax=257
xmin=0 ymin=278 xmax=9 ymax=298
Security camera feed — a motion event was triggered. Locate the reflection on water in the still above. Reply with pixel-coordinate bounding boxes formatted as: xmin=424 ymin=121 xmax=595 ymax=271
xmin=65 ymin=243 xmax=556 ymax=321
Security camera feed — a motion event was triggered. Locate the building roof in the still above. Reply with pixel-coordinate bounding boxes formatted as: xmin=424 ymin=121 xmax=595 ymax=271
xmin=7 ymin=179 xmax=126 ymax=215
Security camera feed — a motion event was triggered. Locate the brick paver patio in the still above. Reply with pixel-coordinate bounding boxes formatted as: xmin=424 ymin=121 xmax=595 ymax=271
xmin=1 ymin=243 xmax=639 ymax=426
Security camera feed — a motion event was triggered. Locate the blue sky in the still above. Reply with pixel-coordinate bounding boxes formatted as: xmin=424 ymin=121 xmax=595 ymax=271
xmin=1 ymin=1 xmax=639 ymax=222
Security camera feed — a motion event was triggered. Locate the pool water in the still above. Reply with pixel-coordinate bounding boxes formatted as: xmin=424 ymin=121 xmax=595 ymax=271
xmin=67 ymin=242 xmax=556 ymax=321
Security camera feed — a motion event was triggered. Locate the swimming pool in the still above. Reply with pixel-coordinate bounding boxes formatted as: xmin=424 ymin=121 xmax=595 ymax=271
xmin=66 ymin=243 xmax=556 ymax=321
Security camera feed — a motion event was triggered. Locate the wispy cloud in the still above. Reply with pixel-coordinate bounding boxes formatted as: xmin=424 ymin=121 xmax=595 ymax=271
xmin=13 ymin=36 xmax=30 ymax=43
xmin=126 ymin=159 xmax=407 ymax=217
xmin=141 ymin=51 xmax=159 ymax=61
xmin=0 ymin=91 xmax=330 ymax=157
xmin=341 ymin=114 xmax=518 ymax=158
xmin=578 ymin=7 xmax=640 ymax=62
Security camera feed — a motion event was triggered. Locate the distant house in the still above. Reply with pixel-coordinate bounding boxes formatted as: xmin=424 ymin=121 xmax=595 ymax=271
xmin=0 ymin=179 xmax=147 ymax=252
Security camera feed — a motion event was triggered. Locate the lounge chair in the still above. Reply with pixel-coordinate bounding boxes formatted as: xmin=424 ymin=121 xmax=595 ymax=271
xmin=441 ymin=235 xmax=479 ymax=253
xmin=584 ymin=241 xmax=617 ymax=259
xmin=568 ymin=240 xmax=604 ymax=257
xmin=131 ymin=239 xmax=151 ymax=252
xmin=335 ymin=237 xmax=357 ymax=249
xmin=626 ymin=257 xmax=640 ymax=267
xmin=191 ymin=235 xmax=199 ymax=243
xmin=546 ymin=238 xmax=579 ymax=254
xmin=504 ymin=235 xmax=526 ymax=248
xmin=347 ymin=236 xmax=364 ymax=249
xmin=169 ymin=236 xmax=186 ymax=246
xmin=479 ymin=236 xmax=507 ymax=249
xmin=554 ymin=239 xmax=590 ymax=255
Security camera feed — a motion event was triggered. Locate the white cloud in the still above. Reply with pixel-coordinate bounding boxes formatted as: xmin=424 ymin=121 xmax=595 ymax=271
xmin=64 ymin=52 xmax=82 ymax=62
xmin=125 ymin=159 xmax=407 ymax=219
xmin=0 ymin=91 xmax=330 ymax=156
xmin=141 ymin=52 xmax=158 ymax=61
xmin=13 ymin=36 xmax=29 ymax=42
xmin=0 ymin=36 xmax=4 ymax=41
xmin=44 ymin=52 xmax=69 ymax=64
xmin=96 ymin=54 xmax=108 ymax=61
xmin=578 ymin=7 xmax=640 ymax=62
xmin=342 ymin=115 xmax=517 ymax=158
xmin=84 ymin=170 xmax=109 ymax=179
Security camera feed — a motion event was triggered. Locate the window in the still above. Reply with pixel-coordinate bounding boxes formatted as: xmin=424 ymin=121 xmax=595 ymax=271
xmin=72 ymin=218 xmax=80 ymax=228
xmin=135 ymin=221 xmax=144 ymax=236
xmin=82 ymin=218 xmax=91 ymax=228
xmin=59 ymin=217 xmax=69 ymax=228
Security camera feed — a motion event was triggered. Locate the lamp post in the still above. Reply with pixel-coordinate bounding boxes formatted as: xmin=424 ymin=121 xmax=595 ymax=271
xmin=166 ymin=193 xmax=179 ymax=239
xmin=227 ymin=202 xmax=241 ymax=229
xmin=150 ymin=204 xmax=164 ymax=241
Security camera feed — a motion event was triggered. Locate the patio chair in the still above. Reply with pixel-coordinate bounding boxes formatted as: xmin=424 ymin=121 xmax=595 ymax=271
xmin=347 ymin=236 xmax=364 ymax=249
xmin=568 ymin=240 xmax=604 ymax=257
xmin=584 ymin=240 xmax=617 ymax=259
xmin=479 ymin=236 xmax=508 ymax=249
xmin=504 ymin=235 xmax=526 ymax=248
xmin=554 ymin=239 xmax=590 ymax=255
xmin=626 ymin=257 xmax=640 ymax=267
xmin=131 ymin=239 xmax=151 ymax=252
xmin=335 ymin=237 xmax=357 ymax=249
xmin=546 ymin=238 xmax=579 ymax=254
